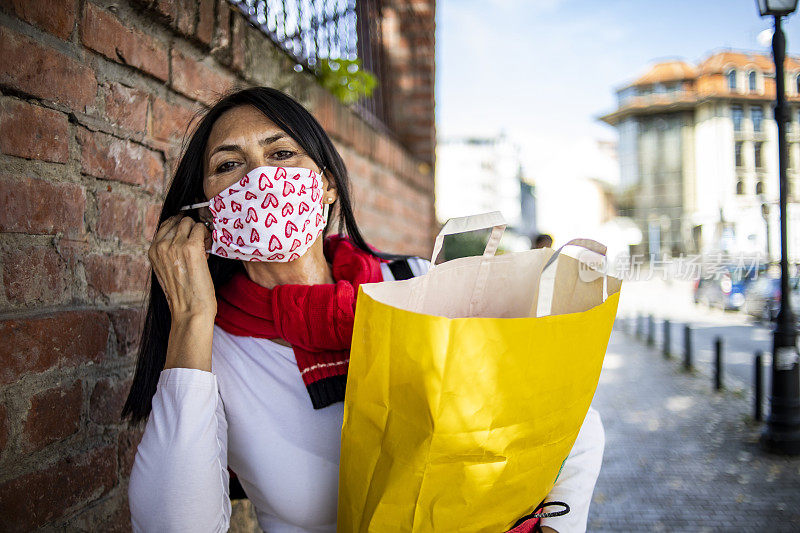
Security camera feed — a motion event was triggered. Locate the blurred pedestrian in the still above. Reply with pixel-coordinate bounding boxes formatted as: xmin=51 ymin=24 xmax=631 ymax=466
xmin=533 ymin=233 xmax=553 ymax=249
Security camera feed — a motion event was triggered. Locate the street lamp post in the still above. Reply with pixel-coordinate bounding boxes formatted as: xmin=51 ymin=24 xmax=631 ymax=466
xmin=756 ymin=0 xmax=800 ymax=455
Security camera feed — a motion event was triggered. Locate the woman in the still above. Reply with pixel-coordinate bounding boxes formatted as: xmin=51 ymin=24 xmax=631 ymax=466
xmin=123 ymin=87 xmax=604 ymax=533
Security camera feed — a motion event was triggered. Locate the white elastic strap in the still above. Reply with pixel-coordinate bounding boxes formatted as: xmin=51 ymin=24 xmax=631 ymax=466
xmin=180 ymin=201 xmax=210 ymax=210
xmin=536 ymin=238 xmax=609 ymax=318
xmin=430 ymin=211 xmax=507 ymax=266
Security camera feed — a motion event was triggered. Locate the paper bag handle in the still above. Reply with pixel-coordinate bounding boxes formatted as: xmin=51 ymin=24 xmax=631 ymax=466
xmin=536 ymin=238 xmax=609 ymax=317
xmin=430 ymin=211 xmax=507 ymax=266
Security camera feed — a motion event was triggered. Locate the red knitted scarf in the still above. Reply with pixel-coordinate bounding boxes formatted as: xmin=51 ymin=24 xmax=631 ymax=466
xmin=214 ymin=234 xmax=386 ymax=409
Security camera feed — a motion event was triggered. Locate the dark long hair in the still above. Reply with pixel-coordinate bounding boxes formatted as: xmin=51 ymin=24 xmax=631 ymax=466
xmin=121 ymin=86 xmax=411 ymax=425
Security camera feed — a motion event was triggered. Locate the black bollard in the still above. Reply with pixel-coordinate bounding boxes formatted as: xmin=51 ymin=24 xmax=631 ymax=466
xmin=714 ymin=337 xmax=723 ymax=391
xmin=755 ymin=351 xmax=763 ymax=422
xmin=647 ymin=315 xmax=655 ymax=346
xmin=636 ymin=313 xmax=643 ymax=340
xmin=663 ymin=319 xmax=671 ymax=358
xmin=684 ymin=325 xmax=693 ymax=371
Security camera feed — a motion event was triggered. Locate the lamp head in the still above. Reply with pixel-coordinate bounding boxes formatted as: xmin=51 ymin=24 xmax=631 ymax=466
xmin=757 ymin=0 xmax=799 ymax=16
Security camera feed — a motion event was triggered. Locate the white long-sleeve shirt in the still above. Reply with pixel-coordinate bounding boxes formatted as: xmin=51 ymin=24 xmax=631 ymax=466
xmin=129 ymin=259 xmax=605 ymax=532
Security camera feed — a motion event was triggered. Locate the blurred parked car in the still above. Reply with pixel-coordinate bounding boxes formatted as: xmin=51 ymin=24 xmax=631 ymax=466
xmin=693 ymin=266 xmax=757 ymax=311
xmin=742 ymin=275 xmax=800 ymax=323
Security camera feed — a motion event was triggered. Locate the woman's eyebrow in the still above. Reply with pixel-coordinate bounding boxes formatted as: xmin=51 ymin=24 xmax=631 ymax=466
xmin=208 ymin=144 xmax=240 ymax=159
xmin=259 ymin=133 xmax=287 ymax=146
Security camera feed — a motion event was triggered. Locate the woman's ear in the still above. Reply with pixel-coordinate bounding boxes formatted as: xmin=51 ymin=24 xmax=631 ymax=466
xmin=321 ymin=169 xmax=338 ymax=204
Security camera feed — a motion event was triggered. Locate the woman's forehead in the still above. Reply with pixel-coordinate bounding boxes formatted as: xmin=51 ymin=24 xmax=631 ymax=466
xmin=205 ymin=105 xmax=290 ymax=155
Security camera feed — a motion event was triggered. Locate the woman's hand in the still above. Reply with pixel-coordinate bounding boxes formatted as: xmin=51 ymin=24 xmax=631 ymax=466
xmin=148 ymin=214 xmax=216 ymax=322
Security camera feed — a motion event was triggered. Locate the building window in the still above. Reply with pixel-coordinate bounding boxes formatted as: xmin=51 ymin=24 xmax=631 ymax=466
xmin=736 ymin=179 xmax=745 ymax=195
xmin=749 ymin=71 xmax=757 ymax=92
xmin=732 ymin=105 xmax=744 ymax=131
xmin=796 ymin=73 xmax=800 ymax=95
xmin=756 ymin=180 xmax=764 ymax=195
xmin=727 ymin=69 xmax=737 ymax=91
xmin=752 ymin=106 xmax=763 ymax=132
xmin=755 ymin=141 xmax=763 ymax=168
xmin=735 ymin=141 xmax=744 ymax=167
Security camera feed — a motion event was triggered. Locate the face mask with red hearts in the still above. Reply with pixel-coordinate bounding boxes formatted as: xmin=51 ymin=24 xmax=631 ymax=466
xmin=179 ymin=165 xmax=328 ymax=262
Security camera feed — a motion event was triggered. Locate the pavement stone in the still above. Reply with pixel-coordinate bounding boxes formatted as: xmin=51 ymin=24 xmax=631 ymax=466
xmin=587 ymin=326 xmax=800 ymax=532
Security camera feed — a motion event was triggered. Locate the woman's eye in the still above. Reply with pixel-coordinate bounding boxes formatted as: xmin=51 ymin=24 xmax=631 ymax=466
xmin=273 ymin=150 xmax=295 ymax=159
xmin=216 ymin=161 xmax=238 ymax=173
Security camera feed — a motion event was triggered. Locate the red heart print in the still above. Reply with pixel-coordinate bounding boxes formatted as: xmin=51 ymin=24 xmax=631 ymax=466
xmin=302 ymin=219 xmax=311 ymax=231
xmin=311 ymin=177 xmax=318 ymax=188
xmin=291 ymin=173 xmax=301 ymax=181
xmin=269 ymin=234 xmax=282 ymax=251
xmin=222 ymin=218 xmax=229 ymax=224
xmin=311 ymin=189 xmax=320 ymax=202
xmin=274 ymin=167 xmax=286 ymax=181
xmin=227 ymin=188 xmax=238 ymax=196
xmin=212 ymin=229 xmax=217 ymax=241
xmin=316 ymin=213 xmax=324 ymax=226
xmin=305 ymin=232 xmax=313 ymax=244
xmin=282 ymin=203 xmax=293 ymax=217
xmin=290 ymin=238 xmax=301 ymax=252
xmin=283 ymin=181 xmax=295 ymax=197
xmin=250 ymin=228 xmax=260 ymax=243
xmin=298 ymin=202 xmax=309 ymax=214
xmin=299 ymin=185 xmax=307 ymax=195
xmin=221 ymin=228 xmax=233 ymax=245
xmin=285 ymin=220 xmax=298 ymax=238
xmin=213 ymin=197 xmax=226 ymax=211
xmin=231 ymin=201 xmax=242 ymax=212
xmin=239 ymin=175 xmax=249 ymax=187
xmin=233 ymin=218 xmax=244 ymax=229
xmin=288 ymin=253 xmax=300 ymax=262
xmin=317 ymin=228 xmax=323 ymax=237
xmin=251 ymin=257 xmax=263 ymax=262
xmin=245 ymin=191 xmax=257 ymax=200
xmin=265 ymin=213 xmax=277 ymax=227
xmin=215 ymin=246 xmax=228 ymax=257
xmin=262 ymin=193 xmax=278 ymax=209
xmin=253 ymin=248 xmax=262 ymax=256
xmin=236 ymin=236 xmax=245 ymax=247
xmin=259 ymin=173 xmax=272 ymax=190
xmin=267 ymin=253 xmax=285 ymax=260
xmin=246 ymin=207 xmax=258 ymax=223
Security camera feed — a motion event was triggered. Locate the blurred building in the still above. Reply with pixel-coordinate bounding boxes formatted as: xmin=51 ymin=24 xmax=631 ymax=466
xmin=600 ymin=50 xmax=800 ymax=261
xmin=435 ymin=134 xmax=536 ymax=249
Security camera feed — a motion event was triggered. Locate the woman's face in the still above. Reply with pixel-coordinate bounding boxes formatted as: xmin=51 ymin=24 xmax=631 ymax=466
xmin=202 ymin=104 xmax=336 ymax=203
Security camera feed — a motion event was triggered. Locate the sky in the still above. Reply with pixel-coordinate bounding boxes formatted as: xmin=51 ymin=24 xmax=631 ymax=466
xmin=435 ymin=0 xmax=800 ymax=184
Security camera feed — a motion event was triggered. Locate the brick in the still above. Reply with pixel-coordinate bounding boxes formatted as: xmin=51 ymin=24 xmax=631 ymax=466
xmin=63 ymin=490 xmax=132 ymax=533
xmin=196 ymin=0 xmax=215 ymax=45
xmin=0 ymin=310 xmax=109 ymax=386
xmin=211 ymin=0 xmax=231 ymax=57
xmin=77 ymin=127 xmax=164 ymax=193
xmin=103 ymin=82 xmax=148 ymax=132
xmin=2 ymin=245 xmax=71 ymax=306
xmin=143 ymin=201 xmax=163 ymax=242
xmin=21 ymin=379 xmax=82 ymax=454
xmin=150 ymin=96 xmax=199 ymax=142
xmin=108 ymin=307 xmax=145 ymax=357
xmin=96 ymin=190 xmax=142 ymax=244
xmin=0 ymin=0 xmax=76 ymax=39
xmin=175 ymin=0 xmax=197 ymax=36
xmin=0 ymin=403 xmax=7 ymax=456
xmin=230 ymin=14 xmax=245 ymax=73
xmin=90 ymin=376 xmax=132 ymax=425
xmin=0 ymin=26 xmax=97 ymax=111
xmin=85 ymin=253 xmax=150 ymax=299
xmin=81 ymin=3 xmax=169 ymax=81
xmin=117 ymin=426 xmax=144 ymax=476
xmin=0 ymin=98 xmax=69 ymax=163
xmin=0 ymin=175 xmax=85 ymax=236
xmin=171 ymin=48 xmax=236 ymax=105
xmin=0 ymin=444 xmax=117 ymax=532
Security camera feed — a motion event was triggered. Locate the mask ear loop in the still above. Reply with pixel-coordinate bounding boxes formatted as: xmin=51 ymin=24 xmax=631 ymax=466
xmin=319 ymin=165 xmax=331 ymax=222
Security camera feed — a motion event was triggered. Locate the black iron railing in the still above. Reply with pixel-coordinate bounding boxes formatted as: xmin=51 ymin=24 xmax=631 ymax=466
xmin=227 ymin=0 xmax=389 ymax=131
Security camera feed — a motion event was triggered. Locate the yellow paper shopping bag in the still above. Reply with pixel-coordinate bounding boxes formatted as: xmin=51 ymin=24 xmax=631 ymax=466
xmin=338 ymin=212 xmax=622 ymax=532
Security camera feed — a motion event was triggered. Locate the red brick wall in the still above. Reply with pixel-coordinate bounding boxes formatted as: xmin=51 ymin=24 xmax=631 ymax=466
xmin=0 ymin=0 xmax=436 ymax=529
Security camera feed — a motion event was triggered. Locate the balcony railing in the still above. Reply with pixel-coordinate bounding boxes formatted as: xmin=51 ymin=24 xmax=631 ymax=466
xmin=227 ymin=0 xmax=390 ymax=132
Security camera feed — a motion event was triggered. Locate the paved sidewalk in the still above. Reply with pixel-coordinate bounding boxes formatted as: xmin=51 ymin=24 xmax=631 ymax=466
xmin=587 ymin=325 xmax=800 ymax=532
